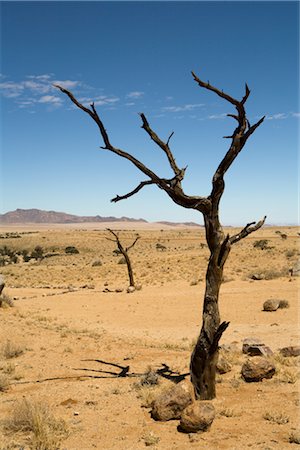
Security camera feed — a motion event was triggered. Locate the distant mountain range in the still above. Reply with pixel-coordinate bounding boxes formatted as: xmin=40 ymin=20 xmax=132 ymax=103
xmin=0 ymin=209 xmax=147 ymax=224
xmin=0 ymin=209 xmax=201 ymax=227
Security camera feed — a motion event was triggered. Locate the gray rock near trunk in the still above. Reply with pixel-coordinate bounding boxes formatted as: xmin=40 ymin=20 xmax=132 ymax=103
xmin=151 ymin=384 xmax=192 ymax=421
xmin=179 ymin=401 xmax=215 ymax=433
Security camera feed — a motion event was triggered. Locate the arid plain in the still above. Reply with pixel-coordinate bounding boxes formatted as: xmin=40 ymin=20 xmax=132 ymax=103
xmin=0 ymin=223 xmax=299 ymax=449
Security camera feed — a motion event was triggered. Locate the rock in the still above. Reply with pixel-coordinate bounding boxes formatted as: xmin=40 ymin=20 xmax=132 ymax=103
xmin=263 ymin=299 xmax=280 ymax=311
xmin=279 ymin=346 xmax=300 ymax=357
xmin=216 ymin=356 xmax=232 ymax=374
xmin=115 ymin=288 xmax=124 ymax=293
xmin=289 ymin=430 xmax=300 ymax=444
xmin=292 ymin=260 xmax=300 ymax=276
xmin=179 ymin=401 xmax=215 ymax=433
xmin=241 ymin=357 xmax=276 ymax=382
xmin=242 ymin=338 xmax=262 ymax=353
xmin=242 ymin=338 xmax=273 ymax=357
xmin=127 ymin=286 xmax=135 ymax=293
xmin=151 ymin=383 xmax=192 ymax=421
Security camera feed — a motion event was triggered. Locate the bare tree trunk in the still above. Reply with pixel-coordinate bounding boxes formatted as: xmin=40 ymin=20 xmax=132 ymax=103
xmin=106 ymin=229 xmax=140 ymax=288
xmin=122 ymin=250 xmax=135 ymax=287
xmin=190 ymin=217 xmax=230 ymax=399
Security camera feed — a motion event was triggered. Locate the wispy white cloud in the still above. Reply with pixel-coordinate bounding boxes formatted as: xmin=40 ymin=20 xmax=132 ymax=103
xmin=0 ymin=81 xmax=24 ymax=98
xmin=126 ymin=91 xmax=144 ymax=99
xmin=38 ymin=95 xmax=63 ymax=105
xmin=266 ymin=112 xmax=288 ymax=120
xmin=0 ymin=74 xmax=81 ymax=110
xmin=208 ymin=113 xmax=227 ymax=119
xmin=78 ymin=95 xmax=120 ymax=107
xmin=162 ymin=103 xmax=204 ymax=113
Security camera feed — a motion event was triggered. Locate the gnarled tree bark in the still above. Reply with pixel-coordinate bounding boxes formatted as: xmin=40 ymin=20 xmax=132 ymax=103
xmin=55 ymin=72 xmax=266 ymax=400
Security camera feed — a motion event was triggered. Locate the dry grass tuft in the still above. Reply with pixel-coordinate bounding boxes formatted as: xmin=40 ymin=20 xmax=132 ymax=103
xmin=0 ymin=373 xmax=10 ymax=392
xmin=142 ymin=431 xmax=160 ymax=446
xmin=4 ymin=398 xmax=68 ymax=450
xmin=263 ymin=411 xmax=290 ymax=424
xmin=0 ymin=293 xmax=14 ymax=308
xmin=1 ymin=340 xmax=24 ymax=359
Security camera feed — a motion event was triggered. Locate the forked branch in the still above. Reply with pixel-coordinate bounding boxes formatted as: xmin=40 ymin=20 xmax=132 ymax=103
xmin=230 ymin=216 xmax=267 ymax=244
xmin=191 ymin=72 xmax=265 ymax=208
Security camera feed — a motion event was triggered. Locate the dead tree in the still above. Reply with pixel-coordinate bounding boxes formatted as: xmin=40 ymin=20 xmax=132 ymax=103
xmin=55 ymin=72 xmax=266 ymax=400
xmin=106 ymin=229 xmax=140 ymax=287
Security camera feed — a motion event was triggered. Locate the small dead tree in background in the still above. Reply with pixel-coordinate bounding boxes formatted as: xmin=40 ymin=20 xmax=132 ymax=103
xmin=106 ymin=229 xmax=140 ymax=287
xmin=55 ymin=72 xmax=266 ymax=400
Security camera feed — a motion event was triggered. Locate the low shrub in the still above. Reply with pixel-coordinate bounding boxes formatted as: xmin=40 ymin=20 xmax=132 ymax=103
xmin=4 ymin=398 xmax=68 ymax=450
xmin=65 ymin=246 xmax=79 ymax=254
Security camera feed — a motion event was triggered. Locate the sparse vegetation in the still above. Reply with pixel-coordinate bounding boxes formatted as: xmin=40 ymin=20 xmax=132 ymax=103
xmin=263 ymin=411 xmax=290 ymax=425
xmin=0 ymin=374 xmax=10 ymax=392
xmin=1 ymin=341 xmax=24 ymax=359
xmin=0 ymin=293 xmax=14 ymax=308
xmin=142 ymin=431 xmax=160 ymax=446
xmin=253 ymin=239 xmax=270 ymax=250
xmin=3 ymin=399 xmax=68 ymax=450
xmin=65 ymin=246 xmax=79 ymax=254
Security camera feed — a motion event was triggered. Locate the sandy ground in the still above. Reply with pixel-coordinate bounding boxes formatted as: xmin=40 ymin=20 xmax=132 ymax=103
xmin=0 ymin=225 xmax=299 ymax=449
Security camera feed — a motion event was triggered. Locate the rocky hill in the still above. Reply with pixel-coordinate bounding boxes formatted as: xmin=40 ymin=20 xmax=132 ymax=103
xmin=0 ymin=209 xmax=147 ymax=224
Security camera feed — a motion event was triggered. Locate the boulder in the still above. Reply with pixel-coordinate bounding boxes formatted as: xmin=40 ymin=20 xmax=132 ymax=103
xmin=179 ymin=401 xmax=215 ymax=433
xmin=242 ymin=337 xmax=263 ymax=354
xmin=241 ymin=357 xmax=276 ymax=382
xmin=242 ymin=338 xmax=273 ymax=357
xmin=151 ymin=384 xmax=192 ymax=421
xmin=216 ymin=356 xmax=232 ymax=374
xmin=127 ymin=286 xmax=135 ymax=294
xmin=263 ymin=299 xmax=280 ymax=311
xmin=279 ymin=346 xmax=300 ymax=357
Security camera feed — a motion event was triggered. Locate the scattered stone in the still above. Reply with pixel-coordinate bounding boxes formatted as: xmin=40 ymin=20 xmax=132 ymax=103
xmin=179 ymin=401 xmax=215 ymax=433
xmin=242 ymin=338 xmax=262 ymax=353
xmin=242 ymin=338 xmax=273 ymax=357
xmin=115 ymin=288 xmax=124 ymax=293
xmin=241 ymin=357 xmax=276 ymax=382
xmin=216 ymin=356 xmax=232 ymax=374
xmin=263 ymin=299 xmax=280 ymax=311
xmin=127 ymin=286 xmax=135 ymax=294
xmin=151 ymin=383 xmax=192 ymax=421
xmin=251 ymin=273 xmax=264 ymax=281
xmin=289 ymin=430 xmax=300 ymax=444
xmin=135 ymin=283 xmax=142 ymax=291
xmin=292 ymin=260 xmax=300 ymax=277
xmin=279 ymin=346 xmax=300 ymax=357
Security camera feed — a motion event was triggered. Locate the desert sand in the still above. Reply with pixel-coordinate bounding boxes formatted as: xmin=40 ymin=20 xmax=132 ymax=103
xmin=0 ymin=224 xmax=299 ymax=449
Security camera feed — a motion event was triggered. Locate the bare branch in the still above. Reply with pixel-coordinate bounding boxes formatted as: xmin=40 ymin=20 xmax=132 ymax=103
xmin=241 ymin=83 xmax=251 ymax=105
xmin=243 ymin=116 xmax=265 ymax=141
xmin=191 ymin=72 xmax=240 ymax=107
xmin=229 ymin=216 xmax=267 ymax=245
xmin=111 ymin=180 xmax=155 ymax=203
xmin=140 ymin=113 xmax=181 ymax=177
xmin=126 ymin=235 xmax=140 ymax=252
xmin=55 ymin=85 xmax=209 ymax=213
xmin=191 ymin=73 xmax=264 ymax=213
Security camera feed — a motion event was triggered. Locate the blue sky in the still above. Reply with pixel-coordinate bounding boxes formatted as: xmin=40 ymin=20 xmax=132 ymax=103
xmin=1 ymin=1 xmax=299 ymax=225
